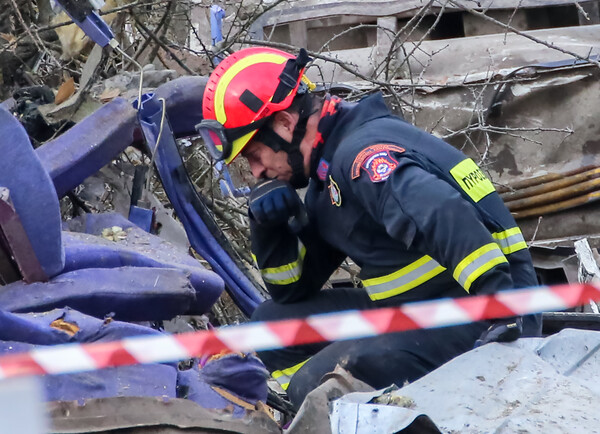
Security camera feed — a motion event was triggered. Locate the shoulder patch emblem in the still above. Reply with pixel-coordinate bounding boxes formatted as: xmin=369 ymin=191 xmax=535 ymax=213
xmin=328 ymin=175 xmax=342 ymax=206
xmin=351 ymin=144 xmax=405 ymax=181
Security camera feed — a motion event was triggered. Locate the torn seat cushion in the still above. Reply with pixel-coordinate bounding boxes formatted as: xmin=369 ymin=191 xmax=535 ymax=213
xmin=177 ymin=353 xmax=269 ymax=418
xmin=0 ymin=267 xmax=197 ymax=322
xmin=0 ymin=308 xmax=178 ymax=401
xmin=62 ymin=213 xmax=224 ymax=315
xmin=0 ymin=107 xmax=64 ymax=277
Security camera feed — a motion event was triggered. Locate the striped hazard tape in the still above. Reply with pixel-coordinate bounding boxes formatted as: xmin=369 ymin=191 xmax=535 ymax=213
xmin=0 ymin=283 xmax=599 ymax=379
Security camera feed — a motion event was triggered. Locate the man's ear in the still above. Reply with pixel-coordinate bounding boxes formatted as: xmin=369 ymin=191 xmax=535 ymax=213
xmin=273 ymin=110 xmax=298 ymax=134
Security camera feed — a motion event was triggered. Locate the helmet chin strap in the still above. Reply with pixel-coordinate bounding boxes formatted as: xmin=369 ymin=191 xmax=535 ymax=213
xmin=255 ymin=95 xmax=313 ymax=188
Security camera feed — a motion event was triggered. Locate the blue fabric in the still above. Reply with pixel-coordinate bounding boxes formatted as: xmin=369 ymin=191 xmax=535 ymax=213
xmin=136 ymin=94 xmax=264 ymax=316
xmin=0 ymin=267 xmax=196 ymax=321
xmin=210 ymin=4 xmax=225 ymax=45
xmin=62 ymin=213 xmax=224 ymax=315
xmin=0 ymin=107 xmax=64 ymax=277
xmin=41 ymin=364 xmax=177 ymax=402
xmin=0 ymin=308 xmax=178 ymax=401
xmin=36 ymin=98 xmax=137 ymax=198
xmin=177 ymin=353 xmax=268 ymax=418
xmin=37 ymin=77 xmax=209 ymax=198
xmin=198 ymin=353 xmax=268 ymax=404
xmin=153 ymin=76 xmax=208 ymax=138
xmin=128 ymin=205 xmax=153 ymax=232
xmin=0 ymin=308 xmax=166 ymax=345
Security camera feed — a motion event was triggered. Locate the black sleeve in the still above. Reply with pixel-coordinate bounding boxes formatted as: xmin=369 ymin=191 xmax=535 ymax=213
xmin=250 ymin=220 xmax=346 ymax=304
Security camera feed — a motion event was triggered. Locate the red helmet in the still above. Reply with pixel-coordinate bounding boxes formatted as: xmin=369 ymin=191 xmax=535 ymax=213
xmin=199 ymin=47 xmax=312 ymax=164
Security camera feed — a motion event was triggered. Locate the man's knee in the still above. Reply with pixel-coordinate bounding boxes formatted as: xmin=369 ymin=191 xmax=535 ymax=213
xmin=250 ymin=299 xmax=282 ymax=322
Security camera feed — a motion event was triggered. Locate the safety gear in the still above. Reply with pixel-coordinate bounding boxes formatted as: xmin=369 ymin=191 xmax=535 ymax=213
xmin=248 ymin=179 xmax=306 ymax=230
xmin=249 ymin=92 xmax=541 ymax=399
xmin=250 ymin=92 xmax=542 ymax=334
xmin=199 ymin=47 xmax=313 ymax=164
xmin=474 ymin=317 xmax=523 ymax=347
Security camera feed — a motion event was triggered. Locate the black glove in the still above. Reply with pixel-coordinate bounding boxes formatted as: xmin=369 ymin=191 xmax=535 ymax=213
xmin=248 ymin=179 xmax=307 ymax=230
xmin=474 ymin=316 xmax=523 ymax=348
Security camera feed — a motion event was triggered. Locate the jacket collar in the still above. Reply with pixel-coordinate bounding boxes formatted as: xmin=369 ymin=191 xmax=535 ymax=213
xmin=309 ymin=92 xmax=392 ymax=183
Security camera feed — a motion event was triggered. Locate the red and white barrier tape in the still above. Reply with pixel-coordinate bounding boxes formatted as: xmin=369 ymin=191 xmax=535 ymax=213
xmin=0 ymin=283 xmax=599 ymax=379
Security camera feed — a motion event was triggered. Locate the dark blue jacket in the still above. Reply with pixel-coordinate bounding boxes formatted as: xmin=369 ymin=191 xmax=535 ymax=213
xmin=251 ymin=93 xmax=537 ymax=312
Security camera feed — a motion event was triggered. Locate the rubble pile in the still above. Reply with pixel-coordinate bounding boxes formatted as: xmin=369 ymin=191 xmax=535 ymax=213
xmin=0 ymin=71 xmax=279 ymax=431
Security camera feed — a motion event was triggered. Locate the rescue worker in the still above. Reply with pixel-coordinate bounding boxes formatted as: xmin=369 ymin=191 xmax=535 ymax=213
xmin=197 ymin=47 xmax=542 ymax=408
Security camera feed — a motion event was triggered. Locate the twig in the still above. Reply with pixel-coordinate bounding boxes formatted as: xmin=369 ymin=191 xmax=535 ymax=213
xmin=147 ymin=0 xmax=176 ymax=64
xmin=529 ymin=216 xmax=543 ymax=245
xmin=504 ymin=0 xmax=524 ymax=44
xmin=240 ymin=38 xmax=418 ymax=108
xmin=132 ymin=13 xmax=194 ymax=74
xmin=7 ymin=0 xmax=47 ymax=56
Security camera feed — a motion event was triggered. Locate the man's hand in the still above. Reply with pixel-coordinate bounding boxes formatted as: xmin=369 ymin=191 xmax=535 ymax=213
xmin=248 ymin=179 xmax=306 ymax=229
xmin=474 ymin=316 xmax=523 ymax=348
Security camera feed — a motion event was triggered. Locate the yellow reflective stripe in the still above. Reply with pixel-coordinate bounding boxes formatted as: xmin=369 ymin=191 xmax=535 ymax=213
xmin=362 ymin=255 xmax=446 ymax=301
xmin=492 ymin=227 xmax=528 ymax=255
xmin=453 ymin=243 xmax=508 ymax=292
xmin=260 ymin=244 xmax=306 ymax=285
xmin=272 ymin=358 xmax=310 ymax=390
xmin=214 ymin=53 xmax=288 ymax=124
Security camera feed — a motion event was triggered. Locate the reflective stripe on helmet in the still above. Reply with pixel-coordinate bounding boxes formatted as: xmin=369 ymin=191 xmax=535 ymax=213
xmin=214 ymin=53 xmax=288 ymax=125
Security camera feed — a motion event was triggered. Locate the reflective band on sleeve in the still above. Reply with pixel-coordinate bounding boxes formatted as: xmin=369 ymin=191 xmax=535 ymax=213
xmin=492 ymin=227 xmax=528 ymax=255
xmin=453 ymin=243 xmax=508 ymax=292
xmin=259 ymin=243 xmax=306 ymax=285
xmin=362 ymin=255 xmax=446 ymax=301
xmin=272 ymin=358 xmax=310 ymax=391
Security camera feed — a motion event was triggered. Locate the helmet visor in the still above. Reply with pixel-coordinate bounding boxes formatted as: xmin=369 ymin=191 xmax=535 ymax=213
xmin=195 ymin=119 xmax=233 ymax=161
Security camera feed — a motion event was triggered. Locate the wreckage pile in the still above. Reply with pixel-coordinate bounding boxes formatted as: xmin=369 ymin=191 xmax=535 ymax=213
xmin=3 ymin=0 xmax=600 ymax=431
xmin=0 ymin=73 xmax=287 ymax=430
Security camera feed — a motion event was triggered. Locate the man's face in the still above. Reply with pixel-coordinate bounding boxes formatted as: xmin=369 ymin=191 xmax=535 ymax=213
xmin=240 ymin=110 xmax=315 ymax=182
xmin=241 ymin=140 xmax=293 ymax=181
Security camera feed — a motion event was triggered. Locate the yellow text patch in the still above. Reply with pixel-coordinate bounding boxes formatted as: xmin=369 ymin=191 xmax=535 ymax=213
xmin=450 ymin=158 xmax=495 ymax=202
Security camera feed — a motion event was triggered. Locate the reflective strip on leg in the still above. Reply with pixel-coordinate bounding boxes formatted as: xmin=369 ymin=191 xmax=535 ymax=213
xmin=272 ymin=358 xmax=310 ymax=391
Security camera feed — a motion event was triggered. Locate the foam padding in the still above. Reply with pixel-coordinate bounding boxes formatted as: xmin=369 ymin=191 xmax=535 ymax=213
xmin=0 ymin=267 xmax=196 ymax=321
xmin=36 ymin=98 xmax=138 ymax=198
xmin=0 ymin=308 xmax=177 ymax=401
xmin=177 ymin=353 xmax=268 ymax=418
xmin=62 ymin=213 xmax=224 ymax=314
